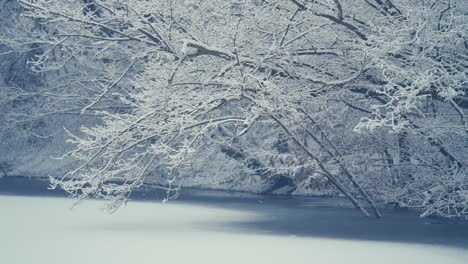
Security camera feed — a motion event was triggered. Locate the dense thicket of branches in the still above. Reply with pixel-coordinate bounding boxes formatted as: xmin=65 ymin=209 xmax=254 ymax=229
xmin=1 ymin=0 xmax=467 ymax=218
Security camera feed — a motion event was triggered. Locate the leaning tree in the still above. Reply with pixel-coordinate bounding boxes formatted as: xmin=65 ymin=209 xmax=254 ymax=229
xmin=7 ymin=0 xmax=467 ymax=218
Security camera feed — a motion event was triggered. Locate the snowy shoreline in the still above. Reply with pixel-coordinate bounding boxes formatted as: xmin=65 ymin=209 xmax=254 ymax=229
xmin=2 ymin=176 xmax=468 ymax=246
xmin=0 ymin=175 xmax=354 ymax=207
xmin=1 ymin=194 xmax=468 ymax=264
xmin=1 ymin=175 xmax=467 ymax=222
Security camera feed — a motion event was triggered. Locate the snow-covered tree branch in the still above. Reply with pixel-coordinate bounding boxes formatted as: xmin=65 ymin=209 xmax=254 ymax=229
xmin=2 ymin=0 xmax=467 ymax=218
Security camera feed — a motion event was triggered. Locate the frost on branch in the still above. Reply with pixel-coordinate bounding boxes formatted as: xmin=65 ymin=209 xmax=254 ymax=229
xmin=2 ymin=0 xmax=467 ymax=218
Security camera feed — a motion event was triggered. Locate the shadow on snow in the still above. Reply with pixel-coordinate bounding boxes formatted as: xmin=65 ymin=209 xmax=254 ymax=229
xmin=1 ymin=176 xmax=468 ymax=249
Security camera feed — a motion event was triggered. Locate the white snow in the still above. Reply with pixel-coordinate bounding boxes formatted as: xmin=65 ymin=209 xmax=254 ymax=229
xmin=1 ymin=195 xmax=468 ymax=264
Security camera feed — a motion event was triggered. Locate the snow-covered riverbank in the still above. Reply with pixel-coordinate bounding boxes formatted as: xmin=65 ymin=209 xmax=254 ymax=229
xmin=1 ymin=192 xmax=468 ymax=264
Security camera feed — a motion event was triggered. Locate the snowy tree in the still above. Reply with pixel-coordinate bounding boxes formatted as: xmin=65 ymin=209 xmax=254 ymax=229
xmin=5 ymin=0 xmax=467 ymax=218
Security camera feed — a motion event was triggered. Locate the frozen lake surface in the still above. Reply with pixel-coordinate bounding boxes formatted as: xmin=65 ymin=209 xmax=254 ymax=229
xmin=1 ymin=192 xmax=468 ymax=264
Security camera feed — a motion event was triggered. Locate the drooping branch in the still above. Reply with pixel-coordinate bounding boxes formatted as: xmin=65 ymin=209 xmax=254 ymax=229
xmin=297 ymin=107 xmax=382 ymax=218
xmin=270 ymin=114 xmax=372 ymax=218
